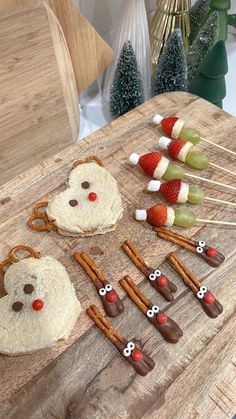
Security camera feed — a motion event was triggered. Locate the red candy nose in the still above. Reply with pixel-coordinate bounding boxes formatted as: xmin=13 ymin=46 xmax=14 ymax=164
xmin=203 ymin=292 xmax=215 ymax=305
xmin=88 ymin=192 xmax=97 ymax=201
xmin=156 ymin=275 xmax=168 ymax=287
xmin=206 ymin=248 xmax=217 ymax=257
xmin=32 ymin=299 xmax=44 ymax=311
xmin=106 ymin=291 xmax=118 ymax=303
xmin=156 ymin=313 xmax=168 ymax=324
xmin=131 ymin=348 xmax=143 ymax=362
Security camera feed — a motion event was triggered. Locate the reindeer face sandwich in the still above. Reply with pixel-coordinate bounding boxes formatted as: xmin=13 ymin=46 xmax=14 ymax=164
xmin=28 ymin=156 xmax=123 ymax=237
xmin=0 ymin=246 xmax=81 ymax=355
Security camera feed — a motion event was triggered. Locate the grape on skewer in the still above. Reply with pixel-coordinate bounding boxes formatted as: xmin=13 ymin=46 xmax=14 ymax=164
xmin=152 ymin=114 xmax=236 ymax=157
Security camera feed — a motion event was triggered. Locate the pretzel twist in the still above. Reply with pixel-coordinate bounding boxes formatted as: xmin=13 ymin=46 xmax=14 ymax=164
xmin=72 ymin=155 xmax=104 ymax=169
xmin=0 ymin=245 xmax=41 ymax=276
xmin=28 ymin=201 xmax=57 ymax=232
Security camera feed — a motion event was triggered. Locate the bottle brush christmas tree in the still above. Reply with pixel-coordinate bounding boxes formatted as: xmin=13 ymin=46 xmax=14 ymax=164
xmin=187 ymin=11 xmax=219 ymax=82
xmin=188 ymin=40 xmax=228 ymax=108
xmin=152 ymin=29 xmax=187 ymax=96
xmin=207 ymin=0 xmax=236 ymax=41
xmin=189 ymin=0 xmax=211 ymax=45
xmin=110 ymin=41 xmax=144 ymax=118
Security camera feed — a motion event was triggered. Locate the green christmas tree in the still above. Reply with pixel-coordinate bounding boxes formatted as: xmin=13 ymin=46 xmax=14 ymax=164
xmin=188 ymin=40 xmax=228 ymax=108
xmin=187 ymin=11 xmax=219 ymax=82
xmin=110 ymin=41 xmax=144 ymax=118
xmin=189 ymin=0 xmax=211 ymax=45
xmin=152 ymin=29 xmax=187 ymax=96
xmin=207 ymin=0 xmax=236 ymax=41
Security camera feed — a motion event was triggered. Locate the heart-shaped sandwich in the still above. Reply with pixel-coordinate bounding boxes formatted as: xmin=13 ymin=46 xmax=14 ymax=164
xmin=28 ymin=156 xmax=123 ymax=237
xmin=0 ymin=246 xmax=81 ymax=355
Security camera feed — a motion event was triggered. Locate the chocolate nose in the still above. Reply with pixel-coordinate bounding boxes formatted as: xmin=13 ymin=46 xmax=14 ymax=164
xmin=32 ymin=299 xmax=44 ymax=311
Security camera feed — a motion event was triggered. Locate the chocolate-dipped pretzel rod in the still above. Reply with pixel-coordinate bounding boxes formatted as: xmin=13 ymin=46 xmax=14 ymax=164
xmin=73 ymin=252 xmax=124 ymax=317
xmin=120 ymin=276 xmax=183 ymax=343
xmin=87 ymin=305 xmax=155 ymax=376
xmin=167 ymin=253 xmax=223 ymax=319
xmin=122 ymin=240 xmax=177 ymax=301
xmin=155 ymin=227 xmax=225 ymax=268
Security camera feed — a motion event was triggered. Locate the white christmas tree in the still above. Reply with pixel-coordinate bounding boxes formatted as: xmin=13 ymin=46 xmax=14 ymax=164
xmin=103 ymin=0 xmax=151 ymax=101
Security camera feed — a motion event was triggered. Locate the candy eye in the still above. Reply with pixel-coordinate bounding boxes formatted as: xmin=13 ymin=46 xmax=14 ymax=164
xmin=152 ymin=305 xmax=160 ymax=313
xmin=123 ymin=348 xmax=131 ymax=357
xmin=196 ymin=246 xmax=204 ymax=254
xmin=24 ymin=284 xmax=34 ymax=294
xmin=99 ymin=288 xmax=106 ymax=296
xmin=197 ymin=290 xmax=205 ymax=299
xmin=147 ymin=309 xmax=154 ymax=318
xmin=105 ymin=284 xmax=112 ymax=292
xmin=127 ymin=341 xmax=135 ymax=350
xmin=200 ymin=285 xmax=207 ymax=293
xmin=12 ymin=301 xmax=23 ymax=312
xmin=81 ymin=181 xmax=90 ymax=189
xmin=198 ymin=240 xmax=206 ymax=247
xmin=154 ymin=269 xmax=161 ymax=277
xmin=149 ymin=273 xmax=156 ymax=281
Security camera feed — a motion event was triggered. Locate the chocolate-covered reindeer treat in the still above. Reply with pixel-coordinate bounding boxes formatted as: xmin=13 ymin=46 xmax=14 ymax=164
xmin=87 ymin=305 xmax=155 ymax=376
xmin=73 ymin=252 xmax=124 ymax=318
xmin=120 ymin=276 xmax=183 ymax=343
xmin=155 ymin=227 xmax=225 ymax=268
xmin=167 ymin=253 xmax=223 ymax=319
xmin=122 ymin=240 xmax=177 ymax=302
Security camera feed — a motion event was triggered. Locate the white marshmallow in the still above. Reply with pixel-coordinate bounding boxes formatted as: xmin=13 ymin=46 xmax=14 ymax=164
xmin=166 ymin=207 xmax=175 ymax=227
xmin=129 ymin=153 xmax=140 ymax=165
xmin=177 ymin=182 xmax=189 ymax=203
xmin=153 ymin=156 xmax=169 ymax=179
xmin=135 ymin=209 xmax=147 ymax=221
xmin=152 ymin=114 xmax=164 ymax=125
xmin=158 ymin=136 xmax=172 ymax=150
xmin=148 ymin=180 xmax=161 ymax=192
xmin=171 ymin=119 xmax=185 ymax=139
xmin=178 ymin=142 xmax=193 ymax=162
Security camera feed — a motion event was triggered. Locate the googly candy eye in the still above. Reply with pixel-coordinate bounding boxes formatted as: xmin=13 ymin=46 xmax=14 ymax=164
xmin=152 ymin=305 xmax=160 ymax=314
xmin=147 ymin=309 xmax=154 ymax=318
xmin=127 ymin=341 xmax=135 ymax=350
xmin=123 ymin=348 xmax=131 ymax=357
xmin=99 ymin=288 xmax=106 ymax=296
xmin=105 ymin=284 xmax=112 ymax=292
xmin=200 ymin=285 xmax=207 ymax=293
xmin=196 ymin=246 xmax=204 ymax=254
xmin=149 ymin=273 xmax=156 ymax=281
xmin=198 ymin=240 xmax=206 ymax=247
xmin=197 ymin=290 xmax=205 ymax=299
xmin=154 ymin=269 xmax=161 ymax=277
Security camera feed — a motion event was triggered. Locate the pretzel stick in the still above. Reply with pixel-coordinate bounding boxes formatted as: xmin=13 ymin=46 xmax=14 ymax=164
xmin=155 ymin=228 xmax=196 ymax=252
xmin=171 ymin=255 xmax=201 ymax=290
xmin=120 ymin=277 xmax=148 ymax=316
xmin=168 ymin=253 xmax=199 ymax=294
xmin=122 ymin=241 xmax=150 ymax=275
xmin=87 ymin=305 xmax=124 ymax=342
xmin=80 ymin=253 xmax=106 ymax=282
xmin=87 ymin=307 xmax=119 ymax=345
xmin=73 ymin=253 xmax=98 ymax=286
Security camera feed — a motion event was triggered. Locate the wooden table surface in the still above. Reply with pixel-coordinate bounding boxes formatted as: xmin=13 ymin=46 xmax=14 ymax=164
xmin=0 ymin=92 xmax=235 ymax=419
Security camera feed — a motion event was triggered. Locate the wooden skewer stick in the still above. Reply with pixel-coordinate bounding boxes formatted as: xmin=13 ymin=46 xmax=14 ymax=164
xmin=201 ymin=136 xmax=236 ymax=157
xmin=205 ymin=196 xmax=236 ymax=207
xmin=185 ymin=172 xmax=236 ymax=192
xmin=197 ymin=219 xmax=236 ymax=227
xmin=209 ymin=162 xmax=236 ymax=176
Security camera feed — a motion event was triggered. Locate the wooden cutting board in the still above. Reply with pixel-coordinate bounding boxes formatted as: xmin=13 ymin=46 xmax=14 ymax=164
xmin=0 ymin=92 xmax=235 ymax=419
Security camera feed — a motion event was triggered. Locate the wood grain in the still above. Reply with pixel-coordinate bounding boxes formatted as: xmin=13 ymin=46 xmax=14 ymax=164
xmin=0 ymin=1 xmax=77 ymax=186
xmin=0 ymin=93 xmax=235 ymax=418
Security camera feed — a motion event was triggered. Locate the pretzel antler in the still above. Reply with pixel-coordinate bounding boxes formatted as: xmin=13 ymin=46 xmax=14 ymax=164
xmin=28 ymin=201 xmax=57 ymax=232
xmin=72 ymin=155 xmax=104 ymax=169
xmin=0 ymin=245 xmax=41 ymax=276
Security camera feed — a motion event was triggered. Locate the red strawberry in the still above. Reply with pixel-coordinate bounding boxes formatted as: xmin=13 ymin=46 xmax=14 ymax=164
xmin=161 ymin=117 xmax=178 ymax=137
xmin=139 ymin=153 xmax=162 ymax=177
xmin=147 ymin=204 xmax=167 ymax=227
xmin=160 ymin=180 xmax=182 ymax=204
xmin=168 ymin=140 xmax=185 ymax=160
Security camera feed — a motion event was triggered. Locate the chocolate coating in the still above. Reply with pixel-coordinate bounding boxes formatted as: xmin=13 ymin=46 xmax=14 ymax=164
xmin=12 ymin=302 xmax=23 ymax=312
xmin=148 ymin=311 xmax=183 ymax=343
xmin=200 ymin=245 xmax=225 ymax=268
xmin=96 ymin=280 xmax=124 ymax=318
xmin=24 ymin=284 xmax=34 ymax=294
xmin=146 ymin=268 xmax=177 ymax=302
xmin=199 ymin=297 xmax=223 ymax=318
xmin=114 ymin=339 xmax=155 ymax=376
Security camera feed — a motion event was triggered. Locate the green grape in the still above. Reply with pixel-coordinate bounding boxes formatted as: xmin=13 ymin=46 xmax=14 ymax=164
xmin=174 ymin=208 xmax=196 ymax=228
xmin=180 ymin=127 xmax=201 ymax=145
xmin=162 ymin=164 xmax=185 ymax=180
xmin=186 ymin=151 xmax=209 ymax=170
xmin=188 ymin=186 xmax=205 ymax=204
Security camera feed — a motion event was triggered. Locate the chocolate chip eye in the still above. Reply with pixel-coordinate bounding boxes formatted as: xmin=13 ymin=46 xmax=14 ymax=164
xmin=24 ymin=284 xmax=34 ymax=294
xmin=12 ymin=302 xmax=23 ymax=312
xmin=81 ymin=181 xmax=90 ymax=189
xmin=69 ymin=199 xmax=78 ymax=207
